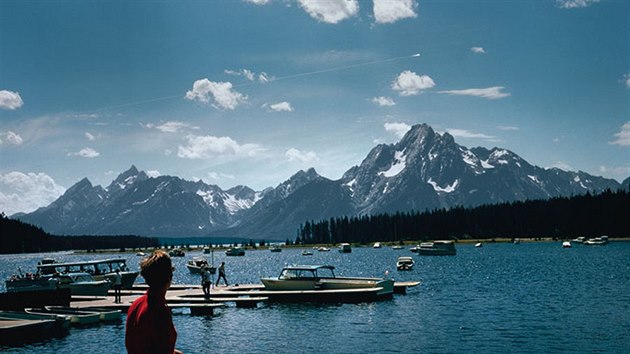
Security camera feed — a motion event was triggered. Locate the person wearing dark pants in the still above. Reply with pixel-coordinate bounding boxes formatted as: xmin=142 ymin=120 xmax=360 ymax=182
xmin=216 ymin=262 xmax=228 ymax=286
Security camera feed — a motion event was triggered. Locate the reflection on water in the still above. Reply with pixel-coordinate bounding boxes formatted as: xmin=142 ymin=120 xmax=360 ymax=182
xmin=2 ymin=242 xmax=630 ymax=353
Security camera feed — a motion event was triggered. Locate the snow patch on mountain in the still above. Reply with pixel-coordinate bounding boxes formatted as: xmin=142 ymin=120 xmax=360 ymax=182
xmin=428 ymin=178 xmax=459 ymax=193
xmin=379 ymin=151 xmax=406 ymax=178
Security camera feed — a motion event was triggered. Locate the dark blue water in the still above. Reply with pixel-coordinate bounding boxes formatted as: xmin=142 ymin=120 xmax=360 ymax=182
xmin=2 ymin=242 xmax=629 ymax=353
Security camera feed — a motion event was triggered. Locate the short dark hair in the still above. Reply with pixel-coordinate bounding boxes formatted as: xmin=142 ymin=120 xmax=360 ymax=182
xmin=140 ymin=250 xmax=172 ymax=288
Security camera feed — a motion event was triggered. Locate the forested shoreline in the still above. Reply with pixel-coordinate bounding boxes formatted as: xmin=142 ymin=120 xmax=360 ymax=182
xmin=0 ymin=214 xmax=159 ymax=254
xmin=296 ymin=189 xmax=630 ymax=245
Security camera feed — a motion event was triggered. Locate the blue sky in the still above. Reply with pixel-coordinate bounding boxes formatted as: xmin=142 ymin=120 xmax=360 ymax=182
xmin=1 ymin=0 xmax=628 ymax=215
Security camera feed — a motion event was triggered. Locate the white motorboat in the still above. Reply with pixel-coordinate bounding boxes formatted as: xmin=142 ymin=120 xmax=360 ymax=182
xmin=225 ymin=247 xmax=245 ymax=256
xmin=6 ymin=272 xmax=110 ymax=296
xmin=396 ymin=256 xmax=414 ymax=271
xmin=584 ymin=236 xmax=609 ymax=246
xmin=475 ymin=243 xmax=483 ymax=248
xmin=373 ymin=242 xmax=382 ymax=248
xmin=260 ymin=265 xmax=394 ymax=297
xmin=203 ymin=247 xmax=211 ymax=254
xmin=269 ymin=246 xmax=282 ymax=252
xmin=571 ymin=236 xmax=586 ymax=244
xmin=302 ymin=250 xmax=313 ymax=256
xmin=562 ymin=241 xmax=572 ymax=248
xmin=317 ymin=247 xmax=330 ymax=252
xmin=338 ymin=243 xmax=352 ymax=253
xmin=392 ymin=245 xmax=404 ymax=250
xmin=36 ymin=258 xmax=139 ymax=289
xmin=418 ymin=241 xmax=456 ymax=256
xmin=186 ymin=257 xmax=212 ymax=274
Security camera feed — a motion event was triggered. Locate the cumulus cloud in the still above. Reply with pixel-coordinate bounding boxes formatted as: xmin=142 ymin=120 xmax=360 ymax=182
xmin=471 ymin=47 xmax=486 ymax=54
xmin=391 ymin=71 xmax=435 ymax=96
xmin=263 ymin=102 xmax=294 ymax=112
xmin=0 ymin=171 xmax=65 ymax=215
xmin=384 ymin=122 xmax=411 ymax=138
xmin=68 ymin=147 xmax=100 ymax=158
xmin=556 ymin=0 xmax=600 ymax=9
xmin=85 ymin=132 xmax=96 ymax=141
xmin=0 ymin=90 xmax=24 ymax=110
xmin=610 ymin=122 xmax=630 ymax=147
xmin=298 ymin=0 xmax=359 ymax=24
xmin=286 ymin=148 xmax=319 ymax=163
xmin=177 ymin=135 xmax=263 ymax=159
xmin=0 ymin=131 xmax=23 ymax=145
xmin=372 ymin=96 xmax=396 ymax=107
xmin=373 ymin=0 xmax=417 ymax=24
xmin=185 ymin=79 xmax=247 ymax=110
xmin=438 ymin=86 xmax=510 ymax=100
xmin=146 ymin=170 xmax=161 ymax=178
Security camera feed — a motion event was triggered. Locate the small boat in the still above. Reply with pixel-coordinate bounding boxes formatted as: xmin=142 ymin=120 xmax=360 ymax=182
xmin=409 ymin=245 xmax=420 ymax=253
xmin=392 ymin=245 xmax=404 ymax=250
xmin=396 ymin=256 xmax=414 ymax=271
xmin=338 ymin=243 xmax=352 ymax=253
xmin=74 ymin=307 xmax=122 ymax=322
xmin=571 ymin=236 xmax=586 ymax=244
xmin=25 ymin=307 xmax=100 ymax=326
xmin=373 ymin=242 xmax=382 ymax=248
xmin=562 ymin=241 xmax=572 ymax=248
xmin=418 ymin=241 xmax=456 ymax=256
xmin=169 ymin=249 xmax=185 ymax=257
xmin=135 ymin=252 xmax=145 ymax=257
xmin=225 ymin=247 xmax=245 ymax=256
xmin=513 ymin=238 xmax=520 ymax=244
xmin=186 ymin=257 xmax=211 ymax=274
xmin=6 ymin=272 xmax=110 ymax=296
xmin=475 ymin=243 xmax=483 ymax=248
xmin=269 ymin=246 xmax=282 ymax=252
xmin=203 ymin=247 xmax=211 ymax=254
xmin=584 ymin=236 xmax=609 ymax=246
xmin=260 ymin=265 xmax=394 ymax=297
xmin=317 ymin=247 xmax=330 ymax=252
xmin=302 ymin=250 xmax=313 ymax=256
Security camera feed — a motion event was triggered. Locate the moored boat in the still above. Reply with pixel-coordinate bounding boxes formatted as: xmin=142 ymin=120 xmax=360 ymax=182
xmin=418 ymin=240 xmax=456 ymax=256
xmin=260 ymin=265 xmax=394 ymax=297
xmin=584 ymin=236 xmax=609 ymax=246
xmin=25 ymin=307 xmax=100 ymax=326
xmin=74 ymin=307 xmax=122 ymax=322
xmin=396 ymin=256 xmax=414 ymax=271
xmin=317 ymin=247 xmax=330 ymax=252
xmin=36 ymin=258 xmax=139 ymax=289
xmin=373 ymin=242 xmax=382 ymax=248
xmin=225 ymin=247 xmax=245 ymax=256
xmin=338 ymin=243 xmax=352 ymax=253
xmin=562 ymin=241 xmax=572 ymax=248
xmin=269 ymin=246 xmax=282 ymax=252
xmin=302 ymin=250 xmax=313 ymax=256
xmin=0 ymin=311 xmax=70 ymax=345
xmin=186 ymin=257 xmax=211 ymax=274
xmin=6 ymin=272 xmax=110 ymax=296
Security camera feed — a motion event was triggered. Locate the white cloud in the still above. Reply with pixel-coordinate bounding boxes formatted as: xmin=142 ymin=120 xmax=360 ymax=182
xmin=446 ymin=128 xmax=496 ymax=140
xmin=372 ymin=96 xmax=396 ymax=107
xmin=471 ymin=47 xmax=486 ymax=54
xmin=0 ymin=171 xmax=65 ymax=215
xmin=373 ymin=0 xmax=417 ymax=24
xmin=286 ymin=148 xmax=319 ymax=163
xmin=207 ymin=171 xmax=235 ymax=181
xmin=68 ymin=147 xmax=100 ymax=158
xmin=497 ymin=126 xmax=519 ymax=131
xmin=298 ymin=0 xmax=359 ymax=24
xmin=599 ymin=165 xmax=630 ymax=179
xmin=556 ymin=0 xmax=600 ymax=9
xmin=185 ymin=79 xmax=247 ymax=110
xmin=0 ymin=90 xmax=24 ymax=110
xmin=177 ymin=135 xmax=263 ymax=159
xmin=391 ymin=70 xmax=435 ymax=96
xmin=384 ymin=122 xmax=411 ymax=138
xmin=151 ymin=121 xmax=200 ymax=133
xmin=0 ymin=131 xmax=23 ymax=145
xmin=438 ymin=86 xmax=510 ymax=100
xmin=85 ymin=132 xmax=96 ymax=141
xmin=263 ymin=102 xmax=294 ymax=112
xmin=244 ymin=0 xmax=270 ymax=4
xmin=623 ymin=73 xmax=630 ymax=88
xmin=551 ymin=161 xmax=572 ymax=171
xmin=610 ymin=122 xmax=630 ymax=147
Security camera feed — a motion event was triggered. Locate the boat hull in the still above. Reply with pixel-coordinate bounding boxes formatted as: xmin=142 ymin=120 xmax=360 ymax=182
xmin=261 ymin=277 xmax=394 ymax=297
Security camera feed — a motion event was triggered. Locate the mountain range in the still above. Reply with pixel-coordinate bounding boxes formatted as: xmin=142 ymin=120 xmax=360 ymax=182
xmin=15 ymin=124 xmax=626 ymax=239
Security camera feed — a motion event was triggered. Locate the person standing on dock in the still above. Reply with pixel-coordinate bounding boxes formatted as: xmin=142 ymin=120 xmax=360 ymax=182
xmin=216 ymin=261 xmax=228 ymax=286
xmin=201 ymin=266 xmax=212 ymax=297
xmin=126 ymin=250 xmax=182 ymax=354
xmin=113 ymin=269 xmax=122 ymax=304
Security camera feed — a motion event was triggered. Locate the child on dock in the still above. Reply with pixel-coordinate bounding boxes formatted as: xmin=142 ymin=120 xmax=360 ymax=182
xmin=125 ymin=250 xmax=183 ymax=354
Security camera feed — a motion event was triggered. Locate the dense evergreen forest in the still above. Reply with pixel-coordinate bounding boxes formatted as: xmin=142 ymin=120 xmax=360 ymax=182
xmin=296 ymin=189 xmax=630 ymax=244
xmin=0 ymin=213 xmax=159 ymax=254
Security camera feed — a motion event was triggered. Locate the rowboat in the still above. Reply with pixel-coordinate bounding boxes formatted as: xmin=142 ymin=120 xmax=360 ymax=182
xmin=396 ymin=256 xmax=414 ymax=271
xmin=49 ymin=306 xmax=121 ymax=322
xmin=25 ymin=307 xmax=100 ymax=326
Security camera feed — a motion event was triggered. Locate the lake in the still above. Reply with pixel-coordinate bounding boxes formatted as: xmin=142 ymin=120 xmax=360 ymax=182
xmin=1 ymin=241 xmax=629 ymax=353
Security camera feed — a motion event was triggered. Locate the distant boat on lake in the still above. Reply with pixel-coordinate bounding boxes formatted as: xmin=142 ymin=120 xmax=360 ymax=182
xmin=418 ymin=241 xmax=456 ymax=256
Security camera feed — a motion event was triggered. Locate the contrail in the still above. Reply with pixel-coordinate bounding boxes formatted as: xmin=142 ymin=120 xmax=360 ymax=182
xmin=86 ymin=53 xmax=421 ymax=113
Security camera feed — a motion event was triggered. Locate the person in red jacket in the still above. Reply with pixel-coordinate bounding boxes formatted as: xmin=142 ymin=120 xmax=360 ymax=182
xmin=125 ymin=250 xmax=182 ymax=354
